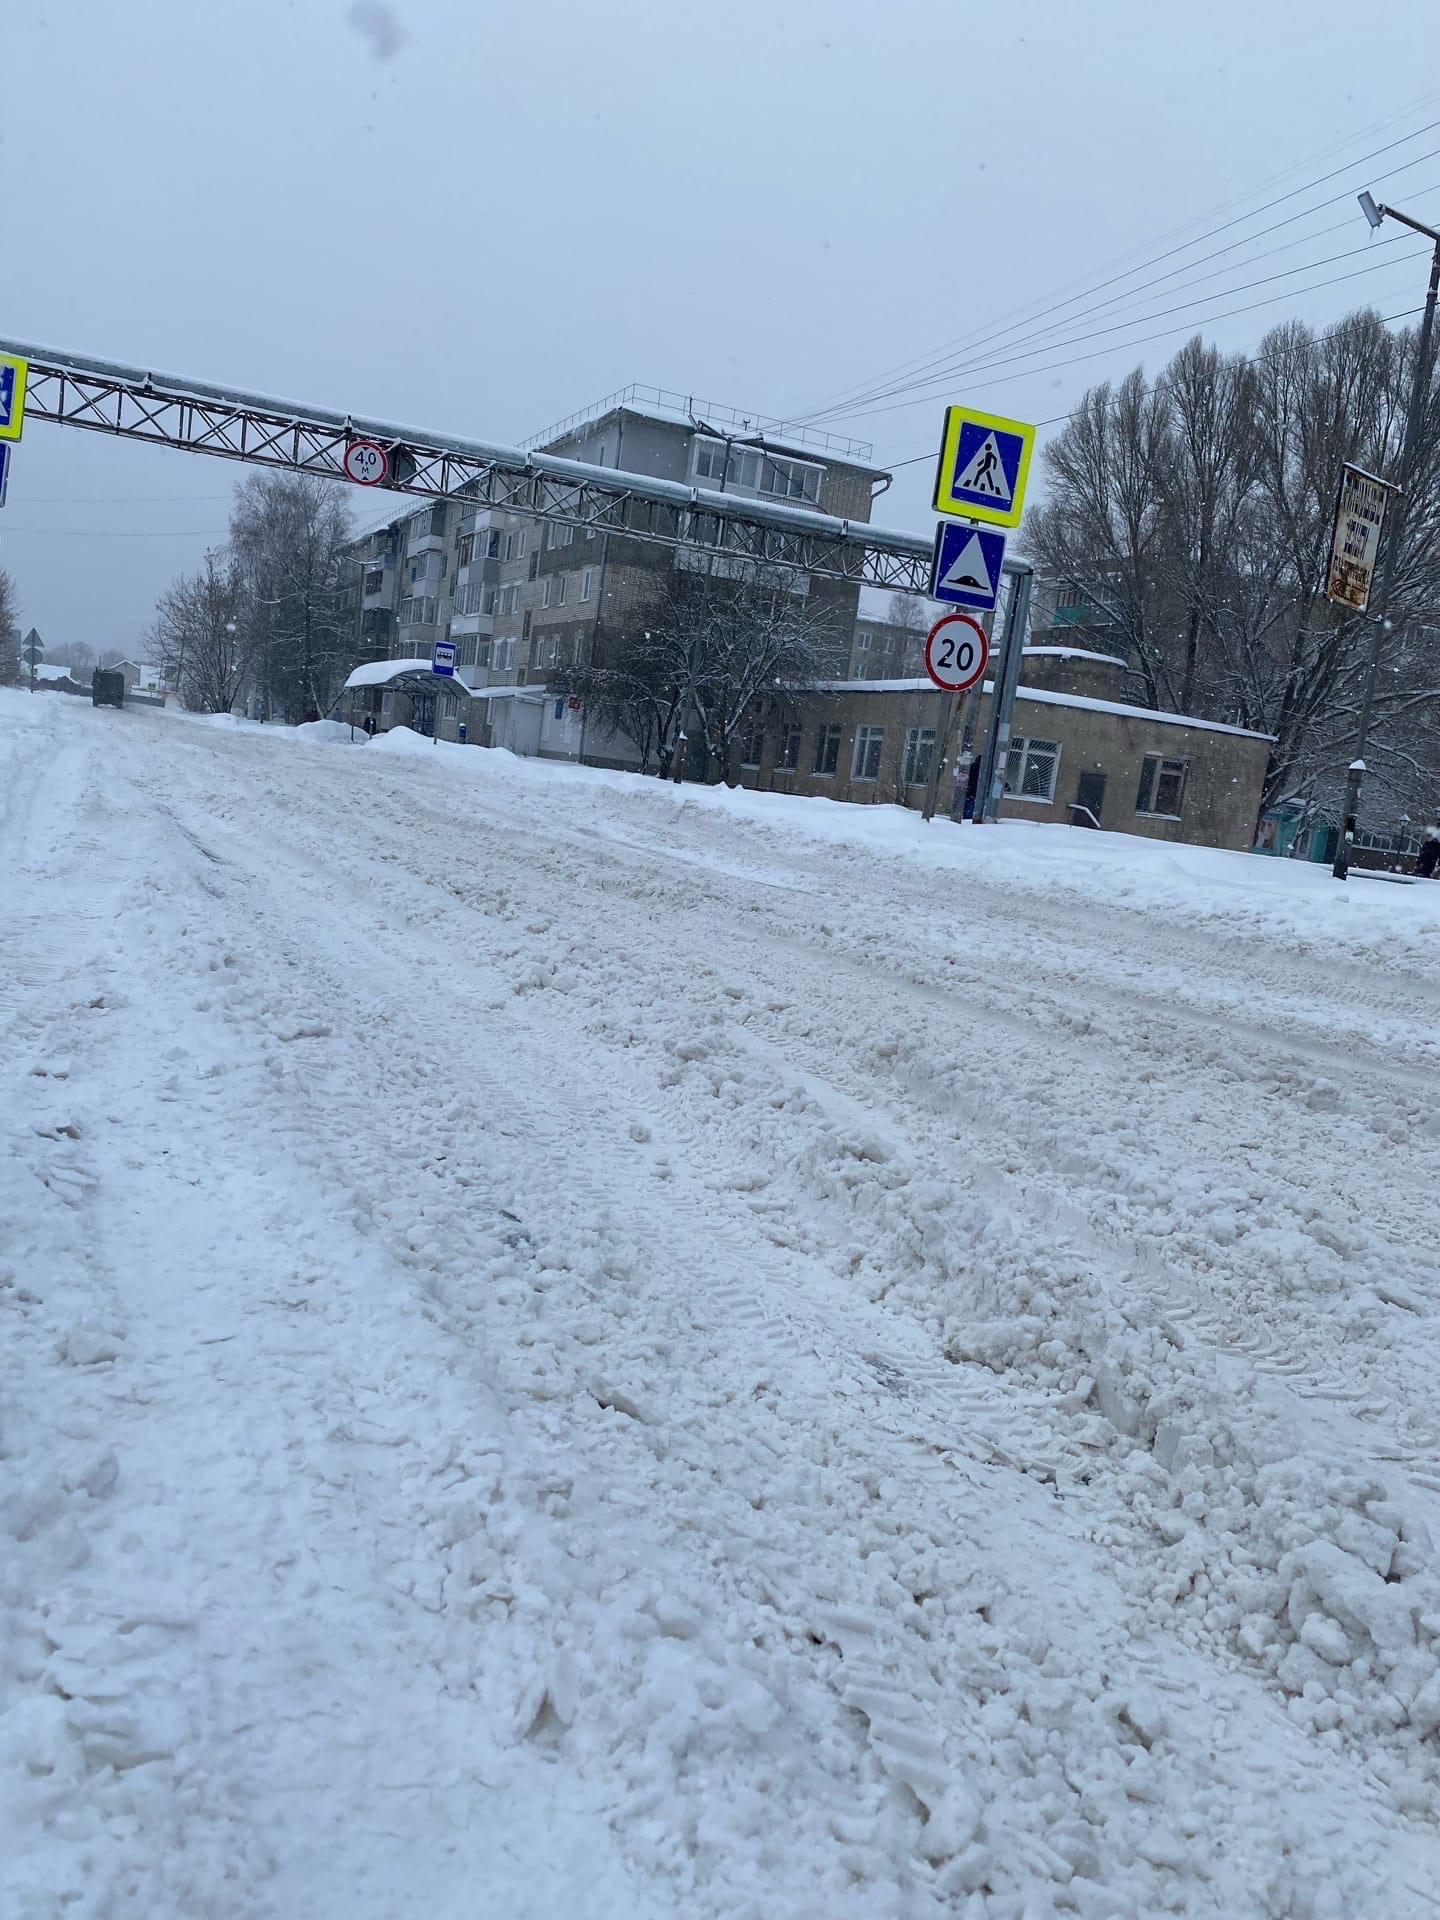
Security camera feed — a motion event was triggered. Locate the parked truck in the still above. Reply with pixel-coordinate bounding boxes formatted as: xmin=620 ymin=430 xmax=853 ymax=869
xmin=92 ymin=669 xmax=126 ymax=709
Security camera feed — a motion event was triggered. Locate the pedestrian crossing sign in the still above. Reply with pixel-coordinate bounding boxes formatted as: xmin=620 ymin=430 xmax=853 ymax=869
xmin=0 ymin=354 xmax=28 ymax=442
xmin=932 ymin=403 xmax=1034 ymax=528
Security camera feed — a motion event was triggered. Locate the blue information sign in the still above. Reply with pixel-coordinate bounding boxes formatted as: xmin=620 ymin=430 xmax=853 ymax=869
xmin=432 ymin=639 xmax=457 ymax=677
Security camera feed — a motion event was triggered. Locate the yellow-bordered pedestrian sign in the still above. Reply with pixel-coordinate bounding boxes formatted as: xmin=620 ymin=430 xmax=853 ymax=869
xmin=0 ymin=354 xmax=28 ymax=442
xmin=932 ymin=404 xmax=1034 ymax=528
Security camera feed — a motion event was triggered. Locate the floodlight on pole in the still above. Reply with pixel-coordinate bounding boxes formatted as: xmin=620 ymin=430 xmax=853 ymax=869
xmin=1358 ymin=190 xmax=1383 ymax=230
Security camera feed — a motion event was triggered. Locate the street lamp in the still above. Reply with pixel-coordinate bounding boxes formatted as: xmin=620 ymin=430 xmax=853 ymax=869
xmin=1333 ymin=192 xmax=1440 ymax=879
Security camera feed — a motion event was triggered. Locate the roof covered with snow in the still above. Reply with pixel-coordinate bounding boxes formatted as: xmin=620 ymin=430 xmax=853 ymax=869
xmin=855 ymin=586 xmax=943 ymax=627
xmin=1023 ymin=646 xmax=1129 ymax=668
xmin=813 ymin=678 xmax=1274 ymax=739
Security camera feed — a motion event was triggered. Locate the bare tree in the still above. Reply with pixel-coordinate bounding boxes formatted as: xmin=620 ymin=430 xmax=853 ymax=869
xmin=686 ymin=573 xmax=838 ymax=782
xmin=53 ymin=640 xmax=98 ymax=678
xmin=565 ymin=564 xmax=839 ymax=781
xmin=1031 ymin=312 xmax=1440 ymax=820
xmin=0 ymin=569 xmax=19 ymax=688
xmin=230 ymin=473 xmax=355 ymax=722
xmin=149 ymin=549 xmax=250 ymax=713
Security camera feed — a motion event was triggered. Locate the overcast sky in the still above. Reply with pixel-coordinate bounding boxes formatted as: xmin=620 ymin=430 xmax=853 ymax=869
xmin=6 ymin=0 xmax=1440 ymax=656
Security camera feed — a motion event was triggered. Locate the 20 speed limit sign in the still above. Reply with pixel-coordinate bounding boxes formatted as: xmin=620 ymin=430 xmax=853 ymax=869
xmin=343 ymin=440 xmax=389 ymax=486
xmin=924 ymin=612 xmax=989 ymax=693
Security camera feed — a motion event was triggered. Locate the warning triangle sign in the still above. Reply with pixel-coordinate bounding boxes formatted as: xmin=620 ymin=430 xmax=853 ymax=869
xmin=953 ymin=431 xmax=1012 ymax=503
xmin=940 ymin=532 xmax=995 ymax=597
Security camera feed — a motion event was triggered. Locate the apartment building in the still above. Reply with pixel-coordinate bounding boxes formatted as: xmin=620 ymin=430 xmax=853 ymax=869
xmin=343 ymin=385 xmax=891 ymax=746
xmin=518 ymin=388 xmax=889 ymax=709
xmin=848 ymin=584 xmax=939 ymax=680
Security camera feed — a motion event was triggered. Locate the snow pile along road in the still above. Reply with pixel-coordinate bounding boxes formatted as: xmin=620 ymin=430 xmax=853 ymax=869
xmin=3 ymin=688 xmax=1440 ymax=1920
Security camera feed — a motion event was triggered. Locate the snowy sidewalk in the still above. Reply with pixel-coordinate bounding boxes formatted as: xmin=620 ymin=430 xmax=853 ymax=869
xmin=4 ymin=690 xmax=1440 ymax=1920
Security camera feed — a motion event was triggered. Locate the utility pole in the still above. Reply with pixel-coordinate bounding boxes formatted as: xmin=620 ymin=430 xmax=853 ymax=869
xmin=1333 ymin=193 xmax=1440 ymax=880
xmin=971 ymin=566 xmax=1034 ymax=824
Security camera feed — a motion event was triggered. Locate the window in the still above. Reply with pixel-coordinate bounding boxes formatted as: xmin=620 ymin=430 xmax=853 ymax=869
xmin=779 ymin=725 xmax=802 ymax=771
xmin=502 ymin=584 xmax=520 ymax=614
xmin=502 ymin=532 xmax=513 ymax=562
xmin=852 ymin=725 xmax=885 ymax=781
xmin=493 ymin=637 xmax=515 ymax=670
xmin=759 ymin=454 xmax=822 ymax=504
xmin=562 ymin=524 xmax=575 ymax=547
xmin=457 ymin=534 xmax=476 ymax=569
xmin=580 ymin=567 xmax=594 ymax=601
xmin=902 ymin=727 xmax=936 ymax=788
xmin=739 ymin=722 xmax=764 ymax=769
xmin=556 ymin=574 xmax=568 ymax=607
xmin=857 ymin=631 xmax=872 ymax=652
xmin=546 ymin=522 xmax=558 ymax=550
xmin=442 ymin=693 xmax=459 ymax=718
xmin=813 ymin=723 xmax=841 ymax=775
xmin=529 ymin=553 xmax=539 ymax=581
xmin=692 ymin=438 xmax=823 ymax=504
xmin=516 ymin=529 xmax=527 ymax=558
xmin=363 ymin=569 xmax=385 ymax=597
xmin=1005 ymin=736 xmax=1060 ymax=802
xmin=542 ymin=576 xmax=553 ymax=608
xmin=399 ymin=596 xmax=438 ymax=627
xmin=476 ymin=640 xmax=491 ymax=668
xmin=598 ymin=442 xmax=607 ymax=466
xmin=487 ymin=530 xmax=502 ymax=558
xmin=455 ymin=635 xmax=478 ymax=667
xmin=1136 ymin=754 xmax=1188 ymax=817
xmin=481 ymin=585 xmax=496 ymax=615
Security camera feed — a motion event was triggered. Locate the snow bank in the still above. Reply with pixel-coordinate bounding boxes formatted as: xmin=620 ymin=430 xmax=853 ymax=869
xmin=319 ymin=729 xmax=1440 ymax=968
xmin=5 ymin=686 xmax=1440 ymax=1918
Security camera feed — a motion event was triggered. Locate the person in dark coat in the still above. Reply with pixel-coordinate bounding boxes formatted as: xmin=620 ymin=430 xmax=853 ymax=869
xmin=304 ymin=705 xmax=322 ymax=725
xmin=363 ymin=713 xmax=378 ymax=740
xmin=1416 ymin=826 xmax=1440 ymax=879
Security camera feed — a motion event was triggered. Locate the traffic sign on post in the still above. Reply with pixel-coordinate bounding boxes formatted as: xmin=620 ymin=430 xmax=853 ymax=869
xmin=432 ymin=639 xmax=457 ymax=677
xmin=343 ymin=440 xmax=389 ymax=486
xmin=930 ymin=521 xmax=1007 ymax=611
xmin=924 ymin=613 xmax=989 ymax=694
xmin=0 ymin=443 xmax=10 ymax=508
xmin=933 ymin=404 xmax=1034 ymax=528
xmin=0 ymin=354 xmax=27 ymax=441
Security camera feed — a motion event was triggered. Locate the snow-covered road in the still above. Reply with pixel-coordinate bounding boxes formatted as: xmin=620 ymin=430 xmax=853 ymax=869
xmin=5 ymin=689 xmax=1440 ymax=1919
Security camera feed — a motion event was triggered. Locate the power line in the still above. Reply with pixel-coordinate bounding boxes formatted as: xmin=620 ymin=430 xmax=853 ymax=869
xmin=877 ymin=302 xmax=1429 ymax=470
xmin=793 ymin=107 xmax=1440 ymax=428
xmin=805 ymin=169 xmax=1440 ymax=431
xmin=822 ymin=247 xmax=1431 ymax=433
xmin=1 ymin=525 xmax=230 ymax=538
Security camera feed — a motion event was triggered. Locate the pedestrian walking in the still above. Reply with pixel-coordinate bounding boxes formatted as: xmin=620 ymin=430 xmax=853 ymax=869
xmin=1416 ymin=825 xmax=1440 ymax=879
xmin=363 ymin=713 xmax=378 ymax=740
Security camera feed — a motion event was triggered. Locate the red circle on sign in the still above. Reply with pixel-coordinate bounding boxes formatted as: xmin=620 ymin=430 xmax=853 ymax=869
xmin=924 ymin=613 xmax=989 ymax=694
xmin=343 ymin=440 xmax=389 ymax=486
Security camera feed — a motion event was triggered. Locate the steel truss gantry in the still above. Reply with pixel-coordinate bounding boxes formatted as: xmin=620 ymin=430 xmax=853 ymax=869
xmin=0 ymin=337 xmax=958 ymax=594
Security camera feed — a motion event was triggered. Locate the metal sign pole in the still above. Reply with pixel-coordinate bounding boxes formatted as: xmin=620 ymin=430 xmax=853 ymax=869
xmin=922 ymin=692 xmax=961 ymax=822
xmin=971 ymin=567 xmax=1031 ymax=823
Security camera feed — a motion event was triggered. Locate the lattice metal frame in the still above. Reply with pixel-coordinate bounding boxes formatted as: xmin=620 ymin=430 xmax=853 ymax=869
xmin=2 ymin=339 xmax=962 ymax=595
